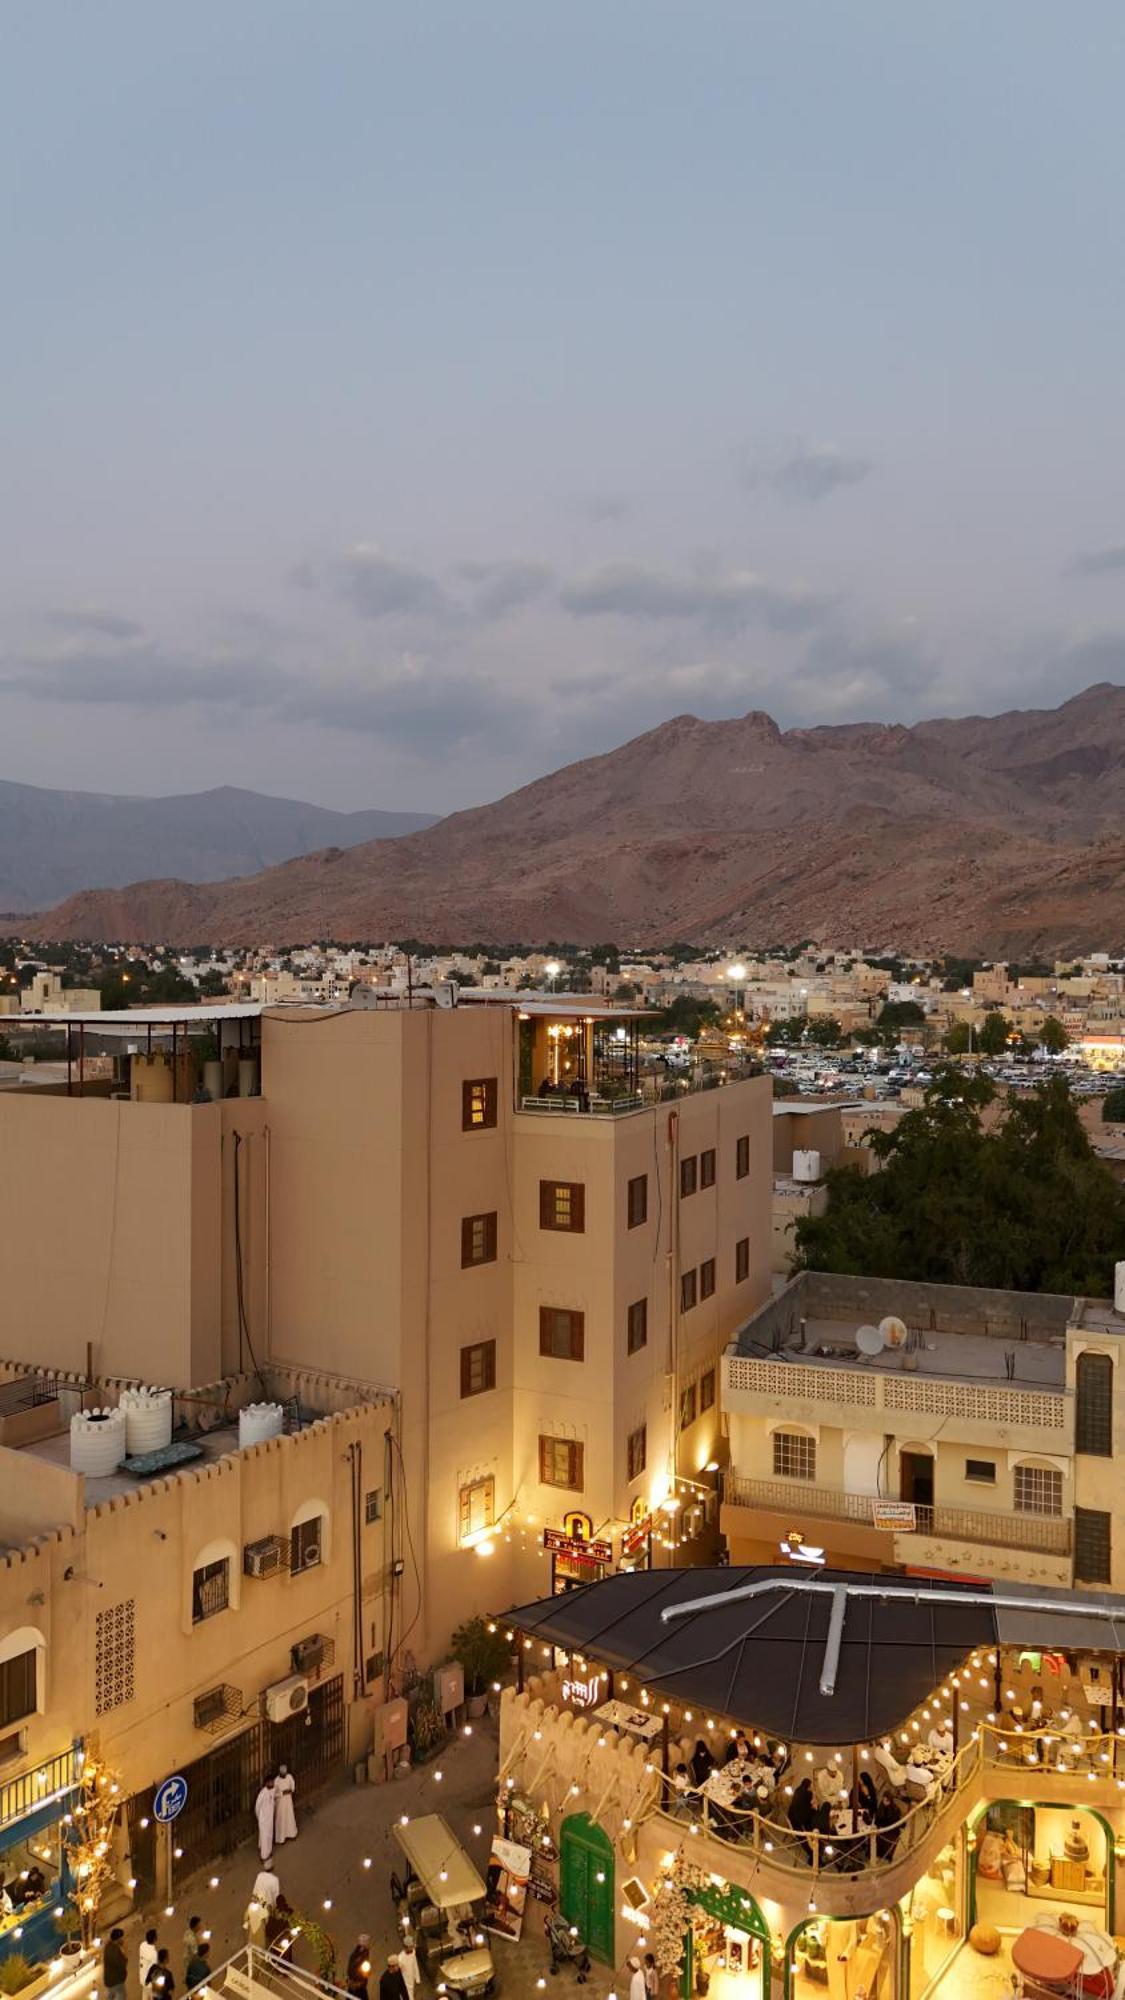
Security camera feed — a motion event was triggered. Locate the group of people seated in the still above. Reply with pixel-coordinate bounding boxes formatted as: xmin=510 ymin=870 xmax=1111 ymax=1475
xmin=0 ymin=1866 xmax=48 ymax=1916
xmin=536 ymin=1076 xmax=589 ymax=1107
xmin=666 ymin=1733 xmax=789 ymax=1834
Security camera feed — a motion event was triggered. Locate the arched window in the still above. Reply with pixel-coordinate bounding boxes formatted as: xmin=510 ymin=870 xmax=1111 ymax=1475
xmin=191 ymin=1539 xmax=238 ymax=1623
xmin=289 ymin=1498 xmax=329 ymax=1574
xmin=0 ymin=1626 xmax=45 ymax=1728
xmin=1076 ymin=1350 xmax=1113 ymax=1457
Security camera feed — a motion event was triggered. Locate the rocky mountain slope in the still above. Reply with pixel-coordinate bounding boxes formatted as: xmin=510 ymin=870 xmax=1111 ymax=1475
xmin=0 ymin=780 xmax=436 ymax=911
xmin=21 ymin=684 xmax=1125 ymax=953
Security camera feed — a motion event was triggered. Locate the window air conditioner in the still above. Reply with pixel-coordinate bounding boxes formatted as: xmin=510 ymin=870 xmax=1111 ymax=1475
xmin=264 ymin=1674 xmax=309 ymax=1723
xmin=244 ymin=1535 xmax=285 ymax=1578
xmin=194 ymin=1687 xmax=228 ymax=1730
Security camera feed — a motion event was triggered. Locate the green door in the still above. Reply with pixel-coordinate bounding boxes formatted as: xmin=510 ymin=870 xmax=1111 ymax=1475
xmin=559 ymin=1813 xmax=615 ymax=1965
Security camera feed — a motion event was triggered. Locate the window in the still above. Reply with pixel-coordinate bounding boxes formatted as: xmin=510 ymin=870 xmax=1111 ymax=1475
xmin=679 ymin=1383 xmax=697 ymax=1429
xmin=1076 ymin=1350 xmax=1113 ymax=1457
xmin=462 ymin=1077 xmax=498 ymax=1130
xmin=539 ymin=1436 xmax=584 ymax=1490
xmin=965 ymin=1459 xmax=996 ymax=1484
xmin=459 ymin=1475 xmax=495 ymax=1541
xmin=461 ymin=1211 xmax=498 ymax=1267
xmin=627 ymin=1426 xmax=646 ymax=1481
xmin=680 ymin=1155 xmax=698 ymax=1198
xmin=364 ymin=1488 xmax=383 ymax=1524
xmin=1075 ymin=1507 xmax=1112 ymax=1584
xmin=736 ymin=1134 xmax=750 ymax=1179
xmin=627 ymin=1298 xmax=648 ymax=1355
xmin=290 ymin=1516 xmax=323 ymax=1574
xmin=627 ymin=1174 xmax=648 ymax=1228
xmin=460 ymin=1338 xmax=497 ymax=1396
xmin=539 ymin=1307 xmax=585 ymax=1361
xmin=700 ymin=1148 xmax=716 ymax=1188
xmin=192 ymin=1558 xmax=230 ymax=1624
xmin=700 ymin=1368 xmax=715 ymax=1412
xmin=680 ymin=1268 xmax=697 ymax=1312
xmin=772 ymin=1430 xmax=816 ymax=1481
xmin=699 ymin=1257 xmax=716 ymax=1300
xmin=1013 ymin=1463 xmax=1063 ymax=1516
xmin=540 ymin=1180 xmax=585 ymax=1233
xmin=735 ymin=1236 xmax=750 ymax=1283
xmin=0 ymin=1650 xmax=37 ymax=1730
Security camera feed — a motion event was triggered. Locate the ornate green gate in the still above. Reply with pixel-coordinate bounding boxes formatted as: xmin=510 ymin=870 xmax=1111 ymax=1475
xmin=680 ymin=1880 xmax=771 ymax=1999
xmin=559 ymin=1812 xmax=615 ymax=1964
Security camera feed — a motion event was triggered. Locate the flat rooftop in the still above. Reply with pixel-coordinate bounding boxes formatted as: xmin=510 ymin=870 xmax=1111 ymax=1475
xmin=21 ymin=1416 xmax=244 ymax=1502
xmin=758 ymin=1314 xmax=1068 ymax=1388
xmin=27 ymin=1003 xmax=262 ymax=1027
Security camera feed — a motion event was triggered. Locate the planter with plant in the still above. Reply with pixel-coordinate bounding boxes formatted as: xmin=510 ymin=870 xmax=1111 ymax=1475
xmin=450 ymin=1616 xmax=511 ymax=1717
xmin=409 ymin=1694 xmax=446 ymax=1763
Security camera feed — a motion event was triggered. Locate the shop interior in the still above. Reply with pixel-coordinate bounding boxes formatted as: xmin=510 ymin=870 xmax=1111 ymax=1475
xmin=790 ymin=1910 xmax=896 ymax=2000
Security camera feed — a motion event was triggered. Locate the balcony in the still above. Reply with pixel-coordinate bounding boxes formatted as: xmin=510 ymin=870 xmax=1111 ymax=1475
xmin=723 ymin=1351 xmax=1069 ymax=1445
xmin=519 ymin=1090 xmax=644 ymax=1116
xmin=722 ymin=1472 xmax=1072 ymax=1556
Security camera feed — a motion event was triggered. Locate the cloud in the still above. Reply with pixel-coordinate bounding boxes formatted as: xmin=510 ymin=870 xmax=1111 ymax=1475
xmin=338 ymin=544 xmax=452 ymax=621
xmin=742 ymin=441 xmax=874 ymax=504
xmin=789 ymin=624 xmax=940 ymax=708
xmin=46 ymin=606 xmax=144 ymax=640
xmin=284 ymin=662 xmax=523 ymax=754
xmin=453 ymin=559 xmax=554 ymax=619
xmin=559 ymin=561 xmax=833 ymax=634
xmin=2 ymin=645 xmax=291 ymax=711
xmin=1067 ymin=545 xmax=1125 ymax=578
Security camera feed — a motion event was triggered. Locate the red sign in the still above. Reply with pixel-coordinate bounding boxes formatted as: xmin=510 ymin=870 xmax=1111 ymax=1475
xmin=621 ymin=1515 xmax=653 ymax=1558
xmin=543 ymin=1528 xmax=612 ymax=1564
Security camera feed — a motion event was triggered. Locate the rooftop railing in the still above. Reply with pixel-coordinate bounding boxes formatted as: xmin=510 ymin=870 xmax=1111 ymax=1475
xmin=721 ymin=1472 xmax=1073 ymax=1555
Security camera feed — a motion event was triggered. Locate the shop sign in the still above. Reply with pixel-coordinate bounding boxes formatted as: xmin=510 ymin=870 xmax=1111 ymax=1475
xmin=871 ymin=1500 xmax=917 ymax=1531
xmin=779 ymin=1530 xmax=826 ymax=1567
xmin=560 ymin=1671 xmax=604 ymax=1708
xmin=543 ymin=1528 xmax=612 ymax=1564
xmin=621 ymin=1515 xmax=652 ymax=1558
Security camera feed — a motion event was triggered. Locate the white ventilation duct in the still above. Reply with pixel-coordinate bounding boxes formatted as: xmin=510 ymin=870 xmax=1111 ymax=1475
xmin=70 ymin=1407 xmax=127 ymax=1476
xmin=119 ymin=1387 xmax=173 ymax=1455
xmin=239 ymin=1402 xmax=284 ymax=1448
xmin=1115 ymin=1261 xmax=1125 ymax=1316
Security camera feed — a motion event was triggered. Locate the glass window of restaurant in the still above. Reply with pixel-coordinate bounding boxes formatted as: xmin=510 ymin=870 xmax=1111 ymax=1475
xmin=905 ymin=1838 xmax=963 ymax=1997
xmin=788 ymin=1908 xmax=899 ymax=2000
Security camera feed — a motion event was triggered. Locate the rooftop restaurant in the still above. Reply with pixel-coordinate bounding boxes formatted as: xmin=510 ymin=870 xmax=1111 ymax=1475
xmin=496 ymin=1567 xmax=1125 ymax=2000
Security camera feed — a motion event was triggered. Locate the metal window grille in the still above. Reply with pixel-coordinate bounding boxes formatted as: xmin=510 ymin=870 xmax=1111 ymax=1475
xmin=94 ymin=1599 xmax=136 ymax=1716
xmin=1013 ymin=1463 xmax=1063 ymax=1516
xmin=772 ymin=1431 xmax=816 ymax=1481
xmin=1075 ymin=1507 xmax=1112 ymax=1584
xmin=1075 ymin=1351 xmax=1113 ymax=1456
xmin=364 ymin=1489 xmax=382 ymax=1524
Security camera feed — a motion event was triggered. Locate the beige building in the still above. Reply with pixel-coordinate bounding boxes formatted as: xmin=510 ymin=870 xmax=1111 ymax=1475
xmin=721 ymin=1268 xmax=1122 ymax=1594
xmin=0 ymin=1360 xmax=389 ymax=1926
xmin=0 ymin=993 xmax=773 ymax=1664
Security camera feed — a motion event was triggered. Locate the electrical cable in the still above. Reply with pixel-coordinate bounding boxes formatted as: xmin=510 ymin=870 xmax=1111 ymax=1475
xmin=232 ymin=1130 xmax=265 ymax=1390
xmin=388 ymin=1431 xmax=423 ymax=1661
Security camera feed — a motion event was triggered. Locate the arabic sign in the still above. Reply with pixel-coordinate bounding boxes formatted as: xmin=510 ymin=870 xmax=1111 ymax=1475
xmin=543 ymin=1528 xmax=612 ymax=1564
xmin=779 ymin=1530 xmax=826 ymax=1567
xmin=621 ymin=1515 xmax=653 ymax=1558
xmin=871 ymin=1500 xmax=917 ymax=1531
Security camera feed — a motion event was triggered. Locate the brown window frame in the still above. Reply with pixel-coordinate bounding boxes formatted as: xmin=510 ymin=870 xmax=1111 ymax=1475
xmin=679 ymin=1383 xmax=697 ymax=1430
xmin=680 ymin=1268 xmax=697 ymax=1313
xmin=1076 ymin=1350 xmax=1113 ymax=1457
xmin=699 ymin=1256 xmax=716 ymax=1300
xmin=290 ymin=1515 xmax=324 ymax=1575
xmin=1075 ymin=1506 xmax=1112 ymax=1584
xmin=700 ymin=1148 xmax=716 ymax=1188
xmin=626 ymin=1297 xmax=648 ymax=1355
xmin=680 ymin=1154 xmax=698 ymax=1199
xmin=461 ymin=1210 xmax=498 ymax=1268
xmin=538 ymin=1436 xmax=585 ymax=1490
xmin=627 ymin=1174 xmax=648 ymax=1228
xmin=735 ymin=1236 xmax=750 ymax=1283
xmin=539 ymin=1306 xmax=585 ymax=1361
xmin=462 ymin=1077 xmax=498 ymax=1131
xmin=459 ymin=1474 xmax=495 ymax=1541
xmin=626 ymin=1425 xmax=647 ymax=1482
xmin=191 ymin=1556 xmax=230 ymax=1626
xmin=700 ymin=1368 xmax=715 ymax=1412
xmin=460 ymin=1338 xmax=497 ymax=1397
xmin=539 ymin=1180 xmax=586 ymax=1233
xmin=0 ymin=1650 xmax=37 ymax=1731
xmin=736 ymin=1134 xmax=750 ymax=1179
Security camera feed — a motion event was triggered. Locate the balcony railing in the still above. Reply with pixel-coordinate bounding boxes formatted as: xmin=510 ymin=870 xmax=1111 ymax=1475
xmin=721 ymin=1472 xmax=1072 ymax=1555
xmin=519 ymin=1092 xmax=644 ymax=1116
xmin=724 ymin=1353 xmax=1068 ymax=1432
xmin=0 ymin=1745 xmax=82 ymax=1835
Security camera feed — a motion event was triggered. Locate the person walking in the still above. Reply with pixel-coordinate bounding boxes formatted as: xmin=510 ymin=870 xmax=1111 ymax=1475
xmin=103 ymin=1928 xmax=128 ymax=2000
xmin=644 ymin=1952 xmax=660 ymax=1998
xmin=145 ymin=1948 xmax=176 ymax=1999
xmin=139 ymin=1928 xmax=160 ymax=1987
xmin=396 ymin=1940 xmax=420 ymax=2000
xmin=182 ymin=1917 xmax=204 ymax=1982
xmin=628 ymin=1955 xmax=646 ymax=2000
xmin=185 ymin=1941 xmax=211 ymax=1992
xmin=273 ymin=1766 xmax=298 ymax=1845
xmin=254 ymin=1775 xmax=276 ymax=1864
xmin=243 ymin=1894 xmax=268 ymax=1949
xmin=346 ymin=1937 xmax=373 ymax=2000
xmin=252 ymin=1865 xmax=280 ymax=1908
xmin=378 ymin=1955 xmax=408 ymax=2000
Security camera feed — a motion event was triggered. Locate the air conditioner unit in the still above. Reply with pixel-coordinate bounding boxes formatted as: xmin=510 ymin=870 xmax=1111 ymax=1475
xmin=194 ymin=1687 xmax=228 ymax=1730
xmin=244 ymin=1535 xmax=285 ymax=1579
xmin=264 ymin=1674 xmax=309 ymax=1723
xmin=292 ymin=1635 xmax=326 ymax=1675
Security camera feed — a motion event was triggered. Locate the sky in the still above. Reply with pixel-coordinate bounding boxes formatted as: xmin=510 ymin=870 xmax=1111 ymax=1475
xmin=4 ymin=1 xmax=1125 ymax=813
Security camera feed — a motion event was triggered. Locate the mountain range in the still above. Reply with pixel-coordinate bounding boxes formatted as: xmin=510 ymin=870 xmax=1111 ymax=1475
xmin=0 ymin=781 xmax=436 ymax=912
xmin=18 ymin=683 xmax=1125 ymax=953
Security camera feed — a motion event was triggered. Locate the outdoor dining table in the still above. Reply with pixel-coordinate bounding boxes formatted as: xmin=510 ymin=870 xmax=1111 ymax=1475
xmin=1027 ymin=1919 xmax=1118 ymax=1999
xmin=590 ymin=1699 xmax=664 ymax=1744
xmin=1012 ymin=1927 xmax=1084 ymax=1992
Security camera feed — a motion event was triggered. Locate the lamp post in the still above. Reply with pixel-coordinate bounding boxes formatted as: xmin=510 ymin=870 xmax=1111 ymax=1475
xmin=544 ymin=960 xmax=560 ymax=993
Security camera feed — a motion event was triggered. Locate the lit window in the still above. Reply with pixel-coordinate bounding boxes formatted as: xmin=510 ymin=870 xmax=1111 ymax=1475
xmin=459 ymin=1475 xmax=495 ymax=1541
xmin=540 ymin=1181 xmax=585 ymax=1232
xmin=462 ymin=1078 xmax=498 ymax=1130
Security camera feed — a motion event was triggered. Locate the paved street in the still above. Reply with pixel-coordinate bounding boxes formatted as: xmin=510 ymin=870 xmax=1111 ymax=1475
xmin=118 ymin=1713 xmax=625 ymax=2000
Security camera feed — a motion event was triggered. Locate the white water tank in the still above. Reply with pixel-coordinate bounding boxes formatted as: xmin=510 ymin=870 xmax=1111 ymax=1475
xmin=119 ymin=1387 xmax=173 ymax=1455
xmin=70 ymin=1407 xmax=127 ymax=1476
xmin=239 ymin=1402 xmax=284 ymax=1448
xmin=1116 ymin=1261 xmax=1125 ymax=1316
xmin=793 ymin=1149 xmax=822 ymax=1183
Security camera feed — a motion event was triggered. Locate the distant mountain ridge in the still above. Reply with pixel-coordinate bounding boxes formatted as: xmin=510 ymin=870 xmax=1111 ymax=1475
xmin=20 ymin=683 xmax=1125 ymax=953
xmin=0 ymin=780 xmax=437 ymax=910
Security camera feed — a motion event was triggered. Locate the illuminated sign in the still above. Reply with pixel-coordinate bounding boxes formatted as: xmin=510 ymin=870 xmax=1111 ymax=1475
xmin=871 ymin=1500 xmax=917 ymax=1531
xmin=561 ymin=1672 xmax=604 ymax=1708
xmin=779 ymin=1529 xmax=826 ymax=1567
xmin=621 ymin=1515 xmax=653 ymax=1558
xmin=543 ymin=1528 xmax=613 ymax=1564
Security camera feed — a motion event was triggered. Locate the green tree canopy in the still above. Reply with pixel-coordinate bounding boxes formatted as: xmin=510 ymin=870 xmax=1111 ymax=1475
xmin=1039 ymin=1016 xmax=1069 ymax=1053
xmin=877 ymin=999 xmax=926 ymax=1030
xmin=795 ymin=1070 xmax=1125 ymax=1295
xmin=943 ymin=1020 xmax=973 ymax=1054
xmin=976 ymin=1010 xmax=1012 ymax=1055
xmin=1102 ymin=1084 xmax=1125 ymax=1122
xmin=805 ymin=1016 xmax=843 ymax=1047
xmin=654 ymin=995 xmax=721 ymax=1039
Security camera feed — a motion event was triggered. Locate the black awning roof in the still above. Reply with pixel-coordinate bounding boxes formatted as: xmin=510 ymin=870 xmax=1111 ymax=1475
xmin=506 ymin=1566 xmax=999 ymax=1744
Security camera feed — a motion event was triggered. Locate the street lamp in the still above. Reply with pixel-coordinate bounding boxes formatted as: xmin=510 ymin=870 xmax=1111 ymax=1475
xmin=544 ymin=960 xmax=560 ymax=993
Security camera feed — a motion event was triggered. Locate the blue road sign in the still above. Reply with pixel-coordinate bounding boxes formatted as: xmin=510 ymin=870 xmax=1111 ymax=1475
xmin=153 ymin=1774 xmax=188 ymax=1823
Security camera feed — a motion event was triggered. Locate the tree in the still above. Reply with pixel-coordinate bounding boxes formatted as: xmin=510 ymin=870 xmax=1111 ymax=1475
xmin=766 ymin=1017 xmax=805 ymax=1047
xmin=67 ymin=1754 xmax=123 ymax=1947
xmin=1039 ymin=1016 xmax=1069 ymax=1053
xmin=795 ymin=1071 xmax=1125 ymax=1295
xmin=806 ymin=1016 xmax=843 ymax=1048
xmin=943 ymin=1020 xmax=973 ymax=1054
xmin=877 ymin=998 xmax=926 ymax=1031
xmin=1103 ymin=1085 xmax=1125 ymax=1123
xmin=977 ymin=1010 xmax=1012 ymax=1055
xmin=654 ymin=996 xmax=721 ymax=1039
